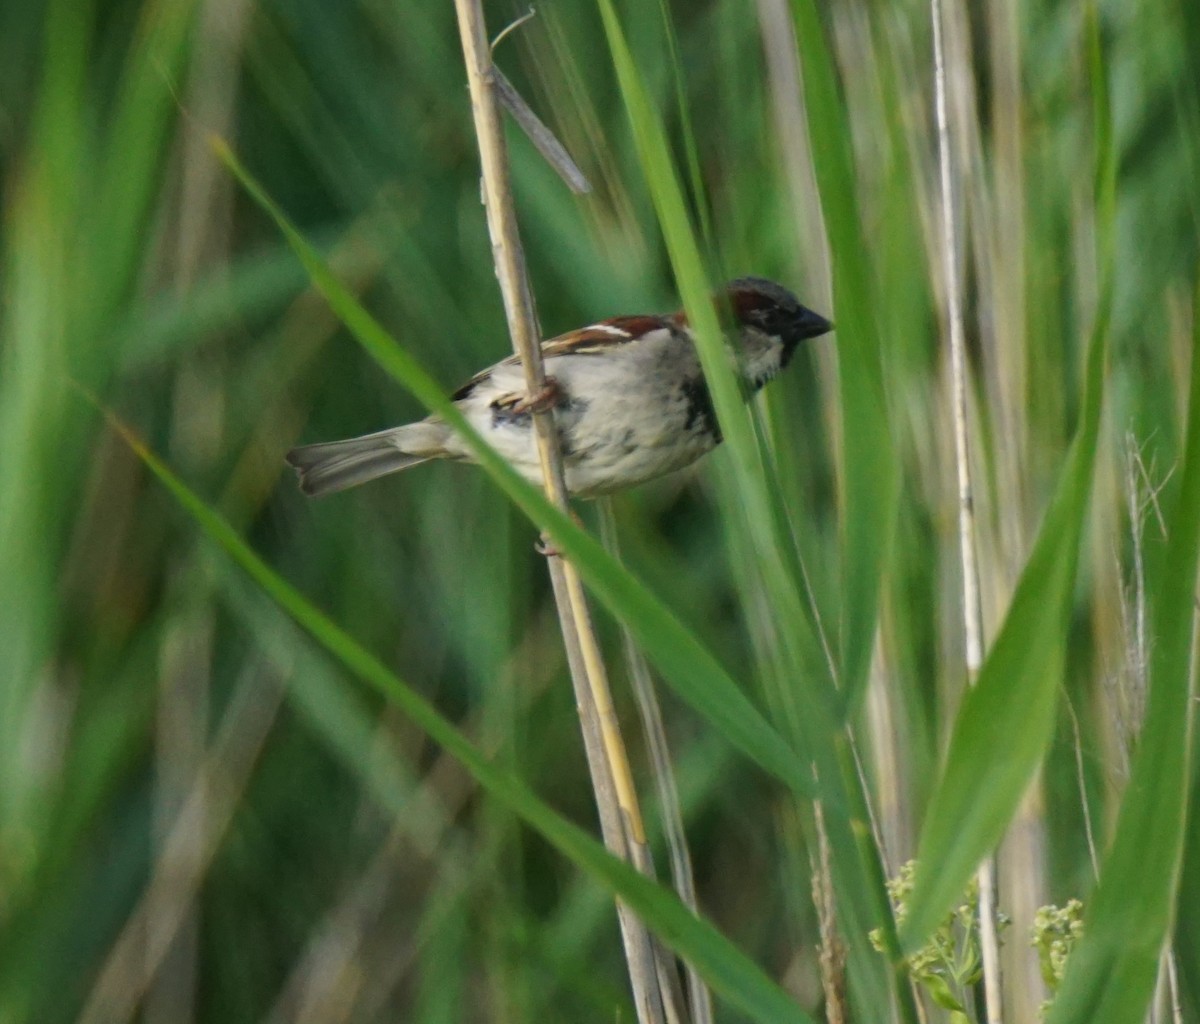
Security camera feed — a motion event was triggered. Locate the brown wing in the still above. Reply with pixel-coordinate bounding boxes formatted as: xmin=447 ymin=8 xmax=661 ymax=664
xmin=539 ymin=314 xmax=675 ymax=357
xmin=450 ymin=314 xmax=675 ymax=401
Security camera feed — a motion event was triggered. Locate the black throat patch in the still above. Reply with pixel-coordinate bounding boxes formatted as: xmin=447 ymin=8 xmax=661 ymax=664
xmin=679 ymin=377 xmax=721 ymax=443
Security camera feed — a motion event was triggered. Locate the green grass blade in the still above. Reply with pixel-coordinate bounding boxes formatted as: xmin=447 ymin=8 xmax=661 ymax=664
xmin=82 ymin=0 xmax=197 ymax=339
xmin=1167 ymin=0 xmax=1200 ymax=1006
xmin=900 ymin=309 xmax=1107 ymax=951
xmin=98 ymin=406 xmax=812 ymax=1024
xmin=900 ymin=8 xmax=1114 ymax=950
xmin=761 ymin=4 xmax=917 ymax=990
xmin=653 ymin=0 xmax=711 ymax=247
xmin=0 ymin=0 xmax=95 ymax=873
xmin=593 ymin=2 xmax=759 ymax=503
xmin=594 ymin=0 xmax=808 ymax=645
xmin=1043 ymin=272 xmax=1200 ymax=1024
xmin=788 ymin=0 xmax=898 ymax=706
xmin=594 ymin=5 xmax=914 ymax=1017
xmin=210 ymin=138 xmax=823 ymax=807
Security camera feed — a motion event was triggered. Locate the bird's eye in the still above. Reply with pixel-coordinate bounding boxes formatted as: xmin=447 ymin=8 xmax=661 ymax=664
xmin=749 ymin=307 xmax=785 ymax=334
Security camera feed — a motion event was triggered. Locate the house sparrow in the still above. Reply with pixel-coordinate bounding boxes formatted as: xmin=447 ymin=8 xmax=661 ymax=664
xmin=286 ymin=277 xmax=831 ymax=499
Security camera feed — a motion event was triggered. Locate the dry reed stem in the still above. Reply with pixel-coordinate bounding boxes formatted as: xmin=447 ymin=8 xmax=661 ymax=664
xmin=930 ymin=0 xmax=1004 ymax=1019
xmin=598 ymin=498 xmax=713 ymax=1024
xmin=152 ymin=5 xmax=251 ymax=1017
xmin=450 ymin=4 xmax=668 ymax=1020
xmin=810 ymin=800 xmax=848 ymax=1024
xmin=79 ymin=665 xmax=285 ymax=1024
xmin=546 ymin=567 xmax=677 ymax=1024
xmin=150 ymin=603 xmax=211 ymax=1024
xmin=491 ymin=67 xmax=592 ymax=195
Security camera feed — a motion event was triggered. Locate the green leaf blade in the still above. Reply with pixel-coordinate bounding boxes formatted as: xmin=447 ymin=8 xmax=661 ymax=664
xmin=101 ymin=408 xmax=812 ymax=1024
xmin=212 ymin=137 xmax=821 ymax=806
xmin=1044 ymin=276 xmax=1200 ymax=1024
xmin=900 ymin=7 xmax=1115 ymax=951
xmin=788 ymin=0 xmax=898 ymax=705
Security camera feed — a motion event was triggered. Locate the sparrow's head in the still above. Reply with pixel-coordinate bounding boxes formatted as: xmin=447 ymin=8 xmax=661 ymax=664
xmin=717 ymin=277 xmax=830 ymax=390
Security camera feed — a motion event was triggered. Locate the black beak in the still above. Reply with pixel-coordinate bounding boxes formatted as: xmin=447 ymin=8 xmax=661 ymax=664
xmin=795 ymin=305 xmax=833 ymax=340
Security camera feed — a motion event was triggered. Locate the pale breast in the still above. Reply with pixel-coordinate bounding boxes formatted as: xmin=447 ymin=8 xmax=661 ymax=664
xmin=449 ymin=327 xmax=718 ymax=496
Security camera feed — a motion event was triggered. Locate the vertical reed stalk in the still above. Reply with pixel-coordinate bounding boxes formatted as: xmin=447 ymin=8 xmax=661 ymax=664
xmin=598 ymin=498 xmax=713 ymax=1024
xmin=449 ymin=5 xmax=671 ymax=1020
xmin=930 ymin=0 xmax=1004 ymax=1019
xmin=810 ymin=800 xmax=847 ymax=1024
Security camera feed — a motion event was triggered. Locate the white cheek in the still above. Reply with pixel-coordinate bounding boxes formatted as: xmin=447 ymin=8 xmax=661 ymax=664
xmin=739 ymin=328 xmax=783 ymax=383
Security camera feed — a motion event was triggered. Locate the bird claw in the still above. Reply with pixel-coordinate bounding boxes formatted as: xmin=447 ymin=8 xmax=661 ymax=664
xmin=535 ymin=510 xmax=584 ymax=558
xmin=512 ymin=376 xmax=563 ymax=416
xmin=536 ymin=531 xmax=561 ymax=558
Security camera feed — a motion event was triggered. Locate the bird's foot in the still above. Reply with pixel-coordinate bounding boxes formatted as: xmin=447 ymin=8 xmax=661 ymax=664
xmin=535 ymin=509 xmax=584 ymax=558
xmin=512 ymin=376 xmax=563 ymax=416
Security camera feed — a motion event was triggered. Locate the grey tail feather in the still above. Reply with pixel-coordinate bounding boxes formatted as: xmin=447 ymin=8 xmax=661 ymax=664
xmin=286 ymin=425 xmax=443 ymax=497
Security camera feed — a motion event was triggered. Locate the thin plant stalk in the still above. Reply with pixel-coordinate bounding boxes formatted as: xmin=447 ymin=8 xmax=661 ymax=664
xmin=491 ymin=67 xmax=592 ymax=195
xmin=930 ymin=0 xmax=1004 ymax=1018
xmin=1122 ymin=437 xmax=1185 ymax=1024
xmin=1065 ymin=697 xmax=1101 ymax=879
xmin=78 ymin=666 xmax=285 ymax=1024
xmin=598 ymin=498 xmax=714 ymax=1024
xmin=810 ymin=800 xmax=847 ymax=1024
xmin=545 ymin=568 xmax=670 ymax=1024
xmin=1164 ymin=948 xmax=1184 ymax=1024
xmin=450 ymin=3 xmax=670 ymax=1020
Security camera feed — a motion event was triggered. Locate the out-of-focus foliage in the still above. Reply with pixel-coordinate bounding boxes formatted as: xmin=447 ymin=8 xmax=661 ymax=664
xmin=0 ymin=0 xmax=1197 ymax=1021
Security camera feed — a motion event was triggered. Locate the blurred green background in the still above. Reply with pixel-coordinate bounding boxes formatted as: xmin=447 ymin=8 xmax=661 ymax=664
xmin=1 ymin=0 xmax=1198 ymax=1021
